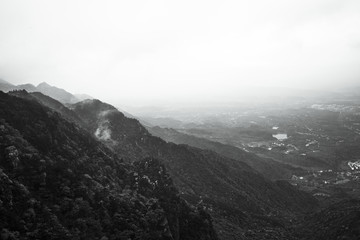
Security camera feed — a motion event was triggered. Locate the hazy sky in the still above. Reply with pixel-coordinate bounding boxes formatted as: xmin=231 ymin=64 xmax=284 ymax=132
xmin=0 ymin=0 xmax=360 ymax=106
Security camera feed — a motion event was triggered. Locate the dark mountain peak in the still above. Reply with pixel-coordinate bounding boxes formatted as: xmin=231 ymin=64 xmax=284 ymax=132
xmin=72 ymin=99 xmax=121 ymax=123
xmin=74 ymin=98 xmax=117 ymax=111
xmin=8 ymin=89 xmax=37 ymax=102
xmin=30 ymin=92 xmax=85 ymax=126
xmin=73 ymin=99 xmax=149 ymax=150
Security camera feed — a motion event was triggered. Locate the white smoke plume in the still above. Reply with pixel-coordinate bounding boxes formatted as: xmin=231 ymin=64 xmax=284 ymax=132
xmin=94 ymin=110 xmax=117 ymax=143
xmin=95 ymin=120 xmax=112 ymax=141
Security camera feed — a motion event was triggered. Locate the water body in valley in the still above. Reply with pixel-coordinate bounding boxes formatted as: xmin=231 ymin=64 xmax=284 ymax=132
xmin=273 ymin=133 xmax=288 ymax=141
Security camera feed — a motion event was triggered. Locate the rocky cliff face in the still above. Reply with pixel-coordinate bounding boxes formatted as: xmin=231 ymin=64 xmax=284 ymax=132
xmin=0 ymin=91 xmax=218 ymax=240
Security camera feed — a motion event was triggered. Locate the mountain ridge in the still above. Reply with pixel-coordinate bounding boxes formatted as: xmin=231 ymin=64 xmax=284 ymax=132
xmin=0 ymin=90 xmax=218 ymax=240
xmin=7 ymin=90 xmax=318 ymax=238
xmin=1 ymin=80 xmax=359 ymax=239
xmin=71 ymin=98 xmax=318 ymax=239
xmin=0 ymin=79 xmax=92 ymax=104
xmin=3 ymin=86 xmax=359 ymax=239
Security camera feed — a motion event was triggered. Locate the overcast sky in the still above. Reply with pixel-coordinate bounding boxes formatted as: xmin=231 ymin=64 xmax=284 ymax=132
xmin=0 ymin=0 xmax=360 ymax=106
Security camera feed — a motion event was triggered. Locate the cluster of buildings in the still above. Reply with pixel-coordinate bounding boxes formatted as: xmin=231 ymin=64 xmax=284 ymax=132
xmin=289 ymin=168 xmax=360 ymax=198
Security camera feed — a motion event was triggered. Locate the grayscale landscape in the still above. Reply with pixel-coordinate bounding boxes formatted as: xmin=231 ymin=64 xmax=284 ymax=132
xmin=1 ymin=1 xmax=360 ymax=239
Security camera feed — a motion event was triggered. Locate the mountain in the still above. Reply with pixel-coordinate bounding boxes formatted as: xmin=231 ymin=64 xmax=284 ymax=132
xmin=9 ymin=90 xmax=85 ymax=126
xmin=74 ymin=93 xmax=94 ymax=101
xmin=36 ymin=82 xmax=79 ymax=104
xmin=16 ymin=83 xmax=38 ymax=92
xmin=71 ymin=99 xmax=318 ymax=239
xmin=0 ymin=79 xmax=15 ymax=92
xmin=0 ymin=79 xmax=84 ymax=104
xmin=2 ymin=87 xmax=359 ymax=239
xmin=147 ymin=126 xmax=299 ymax=180
xmin=0 ymin=90 xmax=218 ymax=240
xmin=0 ymin=80 xmax=38 ymax=93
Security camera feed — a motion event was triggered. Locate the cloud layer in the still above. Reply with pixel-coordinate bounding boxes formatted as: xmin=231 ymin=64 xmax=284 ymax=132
xmin=0 ymin=0 xmax=359 ymax=105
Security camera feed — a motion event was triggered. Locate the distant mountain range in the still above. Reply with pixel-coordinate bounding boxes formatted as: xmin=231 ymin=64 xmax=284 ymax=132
xmin=0 ymin=79 xmax=92 ymax=104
